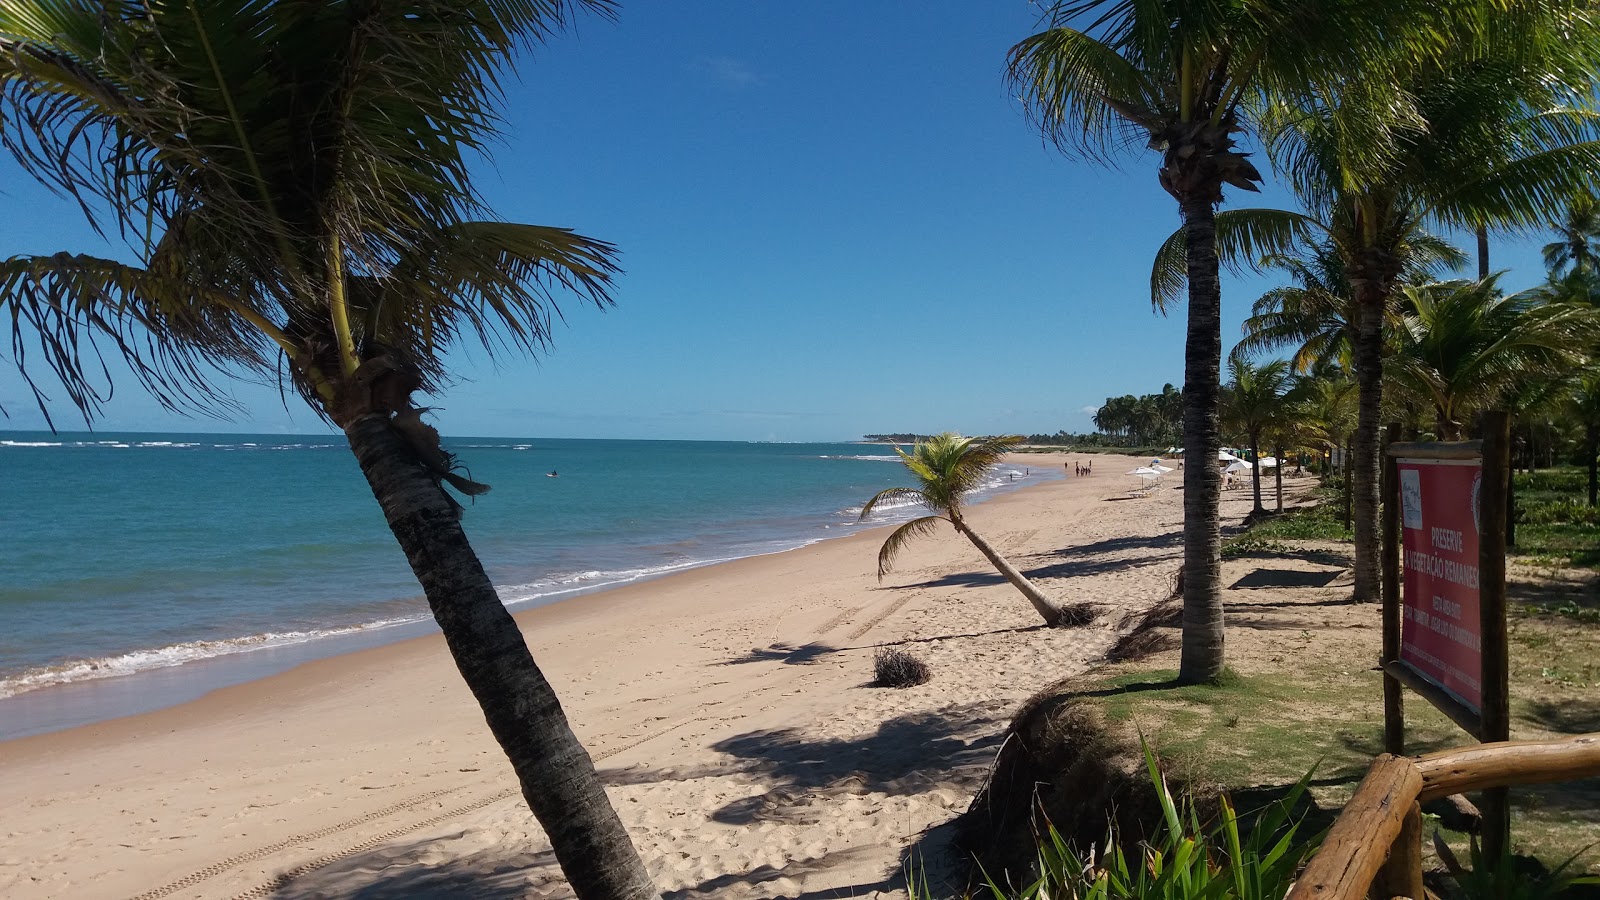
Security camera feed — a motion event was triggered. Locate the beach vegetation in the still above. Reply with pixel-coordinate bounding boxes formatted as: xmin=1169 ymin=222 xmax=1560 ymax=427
xmin=1006 ymin=0 xmax=1460 ymax=685
xmin=949 ymin=745 xmax=1318 ymax=900
xmin=0 ymin=1 xmax=656 ymax=896
xmin=872 ymin=647 xmax=931 ymax=688
xmin=1384 ymin=278 xmax=1599 ymax=441
xmin=1092 ymin=385 xmax=1182 ymax=447
xmin=863 ymin=433 xmax=1074 ymax=626
xmin=1220 ymin=358 xmax=1291 ymax=515
xmin=1155 ymin=3 xmax=1600 ymax=608
xmin=1543 ymin=196 xmax=1600 ymax=281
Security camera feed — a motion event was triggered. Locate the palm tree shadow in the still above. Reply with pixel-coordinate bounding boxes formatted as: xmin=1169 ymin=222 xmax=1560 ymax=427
xmin=269 ymin=847 xmax=558 ymax=899
xmin=601 ymin=701 xmax=1009 ymax=827
xmin=720 ymin=642 xmax=839 ymax=666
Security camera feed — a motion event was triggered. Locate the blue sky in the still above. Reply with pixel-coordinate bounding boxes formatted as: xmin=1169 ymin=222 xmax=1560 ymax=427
xmin=0 ymin=1 xmax=1561 ymax=441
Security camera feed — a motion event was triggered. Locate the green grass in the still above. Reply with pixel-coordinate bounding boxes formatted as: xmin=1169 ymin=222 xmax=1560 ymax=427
xmin=1221 ymin=501 xmax=1351 ymax=558
xmin=1513 ymin=467 xmax=1600 ymax=571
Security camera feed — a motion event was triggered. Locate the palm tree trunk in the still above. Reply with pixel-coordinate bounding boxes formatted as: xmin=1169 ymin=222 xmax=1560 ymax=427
xmin=1350 ymin=287 xmax=1384 ymax=602
xmin=1177 ymin=195 xmax=1225 ymax=683
xmin=1342 ymin=437 xmax=1354 ymax=533
xmin=1274 ymin=443 xmax=1284 ymax=513
xmin=1249 ymin=431 xmax=1264 ymax=514
xmin=950 ymin=516 xmax=1069 ymax=626
xmin=1589 ymin=424 xmax=1599 ymax=507
xmin=1476 ymin=224 xmax=1490 ymax=280
xmin=343 ymin=414 xmax=657 ymax=900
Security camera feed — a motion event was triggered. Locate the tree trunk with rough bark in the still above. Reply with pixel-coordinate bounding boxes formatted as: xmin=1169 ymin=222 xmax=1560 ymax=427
xmin=1350 ymin=287 xmax=1385 ymax=602
xmin=1342 ymin=437 xmax=1354 ymax=532
xmin=1477 ymin=224 xmax=1490 ymax=280
xmin=343 ymin=414 xmax=658 ymax=900
xmin=1177 ymin=195 xmax=1226 ymax=683
xmin=1274 ymin=443 xmax=1284 ymax=513
xmin=1249 ymin=430 xmax=1264 ymax=514
xmin=950 ymin=516 xmax=1070 ymax=626
xmin=1589 ymin=425 xmax=1598 ymax=507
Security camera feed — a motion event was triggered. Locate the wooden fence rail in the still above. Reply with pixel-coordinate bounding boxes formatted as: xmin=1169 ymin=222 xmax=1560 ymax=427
xmin=1285 ymin=733 xmax=1600 ymax=900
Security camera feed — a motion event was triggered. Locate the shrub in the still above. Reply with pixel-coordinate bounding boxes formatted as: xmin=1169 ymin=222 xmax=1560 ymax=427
xmin=872 ymin=647 xmax=930 ymax=688
xmin=947 ymin=743 xmax=1321 ymax=900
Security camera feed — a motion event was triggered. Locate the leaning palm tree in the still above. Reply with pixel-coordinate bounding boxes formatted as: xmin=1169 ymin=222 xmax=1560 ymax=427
xmin=0 ymin=3 xmax=655 ymax=898
xmin=1386 ymin=278 xmax=1598 ymax=440
xmin=861 ymin=433 xmax=1071 ymax=626
xmin=1221 ymin=358 xmax=1291 ymax=514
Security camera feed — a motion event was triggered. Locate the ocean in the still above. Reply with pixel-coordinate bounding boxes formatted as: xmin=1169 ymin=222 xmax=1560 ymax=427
xmin=0 ymin=432 xmax=1058 ymax=738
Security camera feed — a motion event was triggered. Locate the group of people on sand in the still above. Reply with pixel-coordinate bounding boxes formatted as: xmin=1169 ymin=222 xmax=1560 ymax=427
xmin=1070 ymin=460 xmax=1094 ymax=476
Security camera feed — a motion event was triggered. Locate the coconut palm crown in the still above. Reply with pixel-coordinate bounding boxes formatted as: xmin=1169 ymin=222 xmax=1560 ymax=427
xmin=861 ymin=433 xmax=1070 ymax=626
xmin=1386 ymin=277 xmax=1599 ymax=439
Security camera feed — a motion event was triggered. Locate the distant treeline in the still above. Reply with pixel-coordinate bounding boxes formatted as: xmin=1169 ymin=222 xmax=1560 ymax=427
xmin=862 ymin=433 xmax=934 ymax=443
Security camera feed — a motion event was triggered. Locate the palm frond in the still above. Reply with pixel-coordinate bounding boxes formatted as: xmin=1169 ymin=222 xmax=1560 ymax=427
xmin=1005 ymin=24 xmax=1162 ymax=163
xmin=1 ymin=252 xmax=263 ymax=427
xmin=876 ymin=515 xmax=947 ymax=579
xmin=860 ymin=487 xmax=931 ymax=522
xmin=1150 ymin=208 xmax=1319 ymax=312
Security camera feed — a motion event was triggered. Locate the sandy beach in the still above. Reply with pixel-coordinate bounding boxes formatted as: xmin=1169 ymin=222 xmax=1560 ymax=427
xmin=0 ymin=453 xmax=1243 ymax=900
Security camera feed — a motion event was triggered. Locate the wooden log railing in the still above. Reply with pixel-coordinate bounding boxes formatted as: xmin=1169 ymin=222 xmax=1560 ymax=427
xmin=1286 ymin=733 xmax=1600 ymax=900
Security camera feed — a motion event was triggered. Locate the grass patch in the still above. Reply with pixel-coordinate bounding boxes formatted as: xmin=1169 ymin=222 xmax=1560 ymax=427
xmin=1513 ymin=468 xmax=1600 ymax=572
xmin=1222 ymin=500 xmax=1350 ymax=558
xmin=1066 ymin=581 xmax=1600 ymax=877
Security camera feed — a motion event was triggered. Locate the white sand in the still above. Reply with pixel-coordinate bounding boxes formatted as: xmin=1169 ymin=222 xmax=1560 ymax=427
xmin=0 ymin=453 xmax=1240 ymax=900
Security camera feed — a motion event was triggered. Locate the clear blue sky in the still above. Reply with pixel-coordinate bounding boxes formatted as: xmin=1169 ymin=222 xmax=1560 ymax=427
xmin=0 ymin=1 xmax=1560 ymax=441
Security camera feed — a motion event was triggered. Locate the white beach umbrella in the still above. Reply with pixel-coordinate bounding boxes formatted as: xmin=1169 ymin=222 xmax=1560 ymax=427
xmin=1152 ymin=463 xmax=1175 ymax=474
xmin=1257 ymin=456 xmax=1279 ymax=469
xmin=1218 ymin=450 xmax=1242 ymax=463
xmin=1225 ymin=460 xmax=1251 ymax=473
xmin=1127 ymin=466 xmax=1162 ymax=480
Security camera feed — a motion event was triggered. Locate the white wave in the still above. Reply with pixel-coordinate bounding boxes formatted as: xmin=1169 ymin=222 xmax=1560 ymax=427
xmin=0 ymin=616 xmax=424 ymax=700
xmin=499 ymin=558 xmax=737 ymax=607
xmin=819 ymin=454 xmax=901 ymax=461
xmin=0 ymin=440 xmax=63 ymax=447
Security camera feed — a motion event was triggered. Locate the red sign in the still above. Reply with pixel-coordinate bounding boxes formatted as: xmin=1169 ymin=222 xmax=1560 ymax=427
xmin=1398 ymin=459 xmax=1484 ymax=712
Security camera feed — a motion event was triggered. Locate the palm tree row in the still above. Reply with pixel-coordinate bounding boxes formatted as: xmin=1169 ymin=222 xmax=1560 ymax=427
xmin=1093 ymin=385 xmax=1182 ymax=446
xmin=1227 ymin=188 xmax=1600 ymax=542
xmin=1005 ymin=0 xmax=1600 ymax=681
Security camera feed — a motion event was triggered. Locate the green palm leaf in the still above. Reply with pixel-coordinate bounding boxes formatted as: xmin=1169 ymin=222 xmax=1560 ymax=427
xmin=876 ymin=515 xmax=947 ymax=579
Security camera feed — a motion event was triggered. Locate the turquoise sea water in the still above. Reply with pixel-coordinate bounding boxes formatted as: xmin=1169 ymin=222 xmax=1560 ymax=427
xmin=0 ymin=433 xmax=1057 ymax=734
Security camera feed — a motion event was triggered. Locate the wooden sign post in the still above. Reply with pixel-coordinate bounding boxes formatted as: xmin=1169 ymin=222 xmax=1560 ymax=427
xmin=1381 ymin=411 xmax=1511 ymax=859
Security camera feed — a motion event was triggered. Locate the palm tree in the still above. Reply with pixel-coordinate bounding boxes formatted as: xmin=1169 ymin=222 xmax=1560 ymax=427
xmin=1543 ymin=195 xmax=1600 ymax=278
xmin=1229 ymin=237 xmax=1465 ymax=373
xmin=1005 ymin=0 xmax=1440 ymax=682
xmin=1221 ymin=358 xmax=1291 ymax=513
xmin=0 ymin=3 xmax=656 ymax=898
xmin=1386 ymin=278 xmax=1597 ymax=440
xmin=1566 ymin=372 xmax=1600 ymax=506
xmin=1153 ymin=7 xmax=1600 ymax=601
xmin=862 ymin=433 xmax=1071 ymax=626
